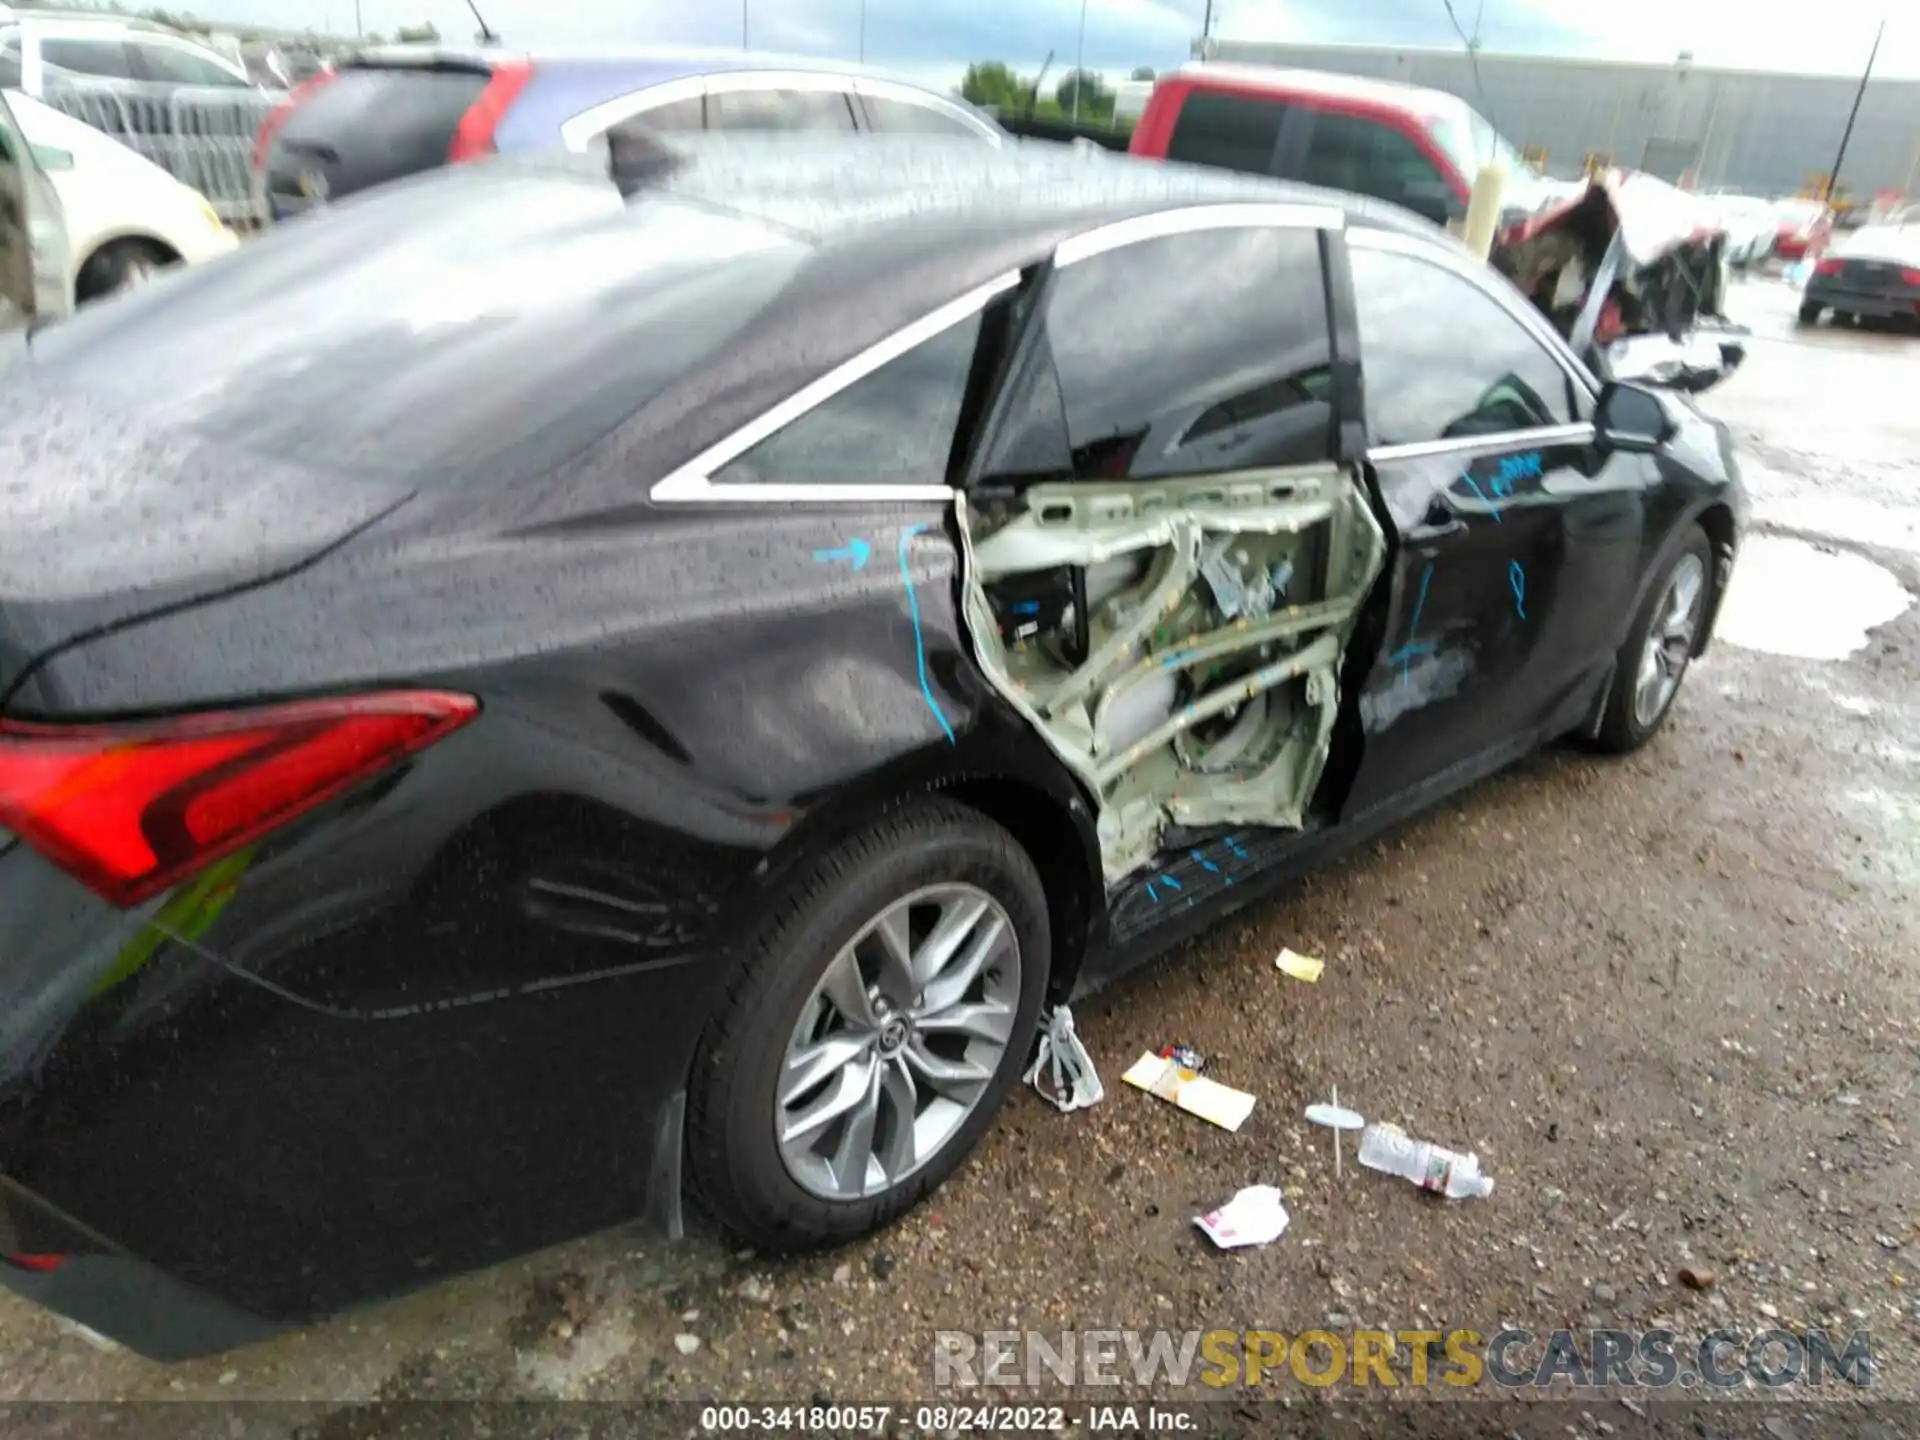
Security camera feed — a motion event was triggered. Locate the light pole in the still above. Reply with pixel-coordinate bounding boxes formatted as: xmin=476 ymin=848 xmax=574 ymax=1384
xmin=354 ymin=0 xmax=362 ymax=37
xmin=1071 ymin=0 xmax=1088 ymax=123
xmin=742 ymin=1 xmax=749 ymax=50
xmin=858 ymin=0 xmax=866 ymax=63
xmin=1825 ymin=17 xmax=1885 ymax=204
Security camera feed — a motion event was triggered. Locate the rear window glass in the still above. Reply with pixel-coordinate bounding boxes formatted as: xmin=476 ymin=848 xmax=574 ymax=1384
xmin=27 ymin=171 xmax=812 ymax=487
xmin=281 ymin=66 xmax=488 ymax=148
xmin=1167 ymin=89 xmax=1287 ymax=176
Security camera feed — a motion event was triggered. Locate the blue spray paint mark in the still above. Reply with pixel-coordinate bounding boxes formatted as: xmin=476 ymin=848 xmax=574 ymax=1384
xmin=1509 ymin=560 xmax=1528 ymax=620
xmin=1500 ymin=451 xmax=1543 ymax=483
xmin=898 ymin=525 xmax=956 ymax=746
xmin=1224 ymin=836 xmax=1250 ymax=861
xmin=1387 ymin=561 xmax=1437 ymax=690
xmin=1008 ymin=599 xmax=1041 ymax=616
xmin=1190 ymin=848 xmax=1231 ymax=886
xmin=1147 ymin=880 xmax=1160 ymax=903
xmin=1460 ymin=471 xmax=1502 ymax=522
xmin=812 ymin=538 xmax=871 ymax=570
xmin=1160 ymin=872 xmax=1183 ymax=892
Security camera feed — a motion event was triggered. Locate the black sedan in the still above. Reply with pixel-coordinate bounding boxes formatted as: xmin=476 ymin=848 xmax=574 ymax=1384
xmin=1800 ymin=222 xmax=1920 ymax=326
xmin=0 ymin=138 xmax=1744 ymax=1359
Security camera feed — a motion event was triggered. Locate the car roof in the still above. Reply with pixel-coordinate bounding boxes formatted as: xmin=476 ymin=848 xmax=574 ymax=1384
xmin=649 ymin=132 xmax=1440 ymax=251
xmin=25 ymin=136 xmax=1455 ymax=519
xmin=4 ymin=10 xmax=177 ymax=35
xmin=353 ymin=42 xmax=957 ymax=86
xmin=1168 ymin=61 xmax=1476 ymax=123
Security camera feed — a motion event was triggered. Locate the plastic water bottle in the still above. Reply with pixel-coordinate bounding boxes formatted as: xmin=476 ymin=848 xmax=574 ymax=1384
xmin=1357 ymin=1123 xmax=1495 ymax=1199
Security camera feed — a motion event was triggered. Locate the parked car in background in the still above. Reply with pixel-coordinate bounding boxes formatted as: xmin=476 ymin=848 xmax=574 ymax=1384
xmin=0 ymin=11 xmax=261 ymax=97
xmin=1129 ymin=63 xmax=1557 ymax=229
xmin=253 ymin=45 xmax=1004 ymax=220
xmin=1128 ymin=63 xmax=1737 ymax=377
xmin=5 ymin=88 xmax=235 ymax=303
xmin=1703 ymin=190 xmax=1778 ymax=266
xmin=1771 ymin=197 xmax=1832 ymax=260
xmin=0 ymin=83 xmax=71 ymax=326
xmin=0 ymin=134 xmax=1744 ymax=1361
xmin=1799 ymin=221 xmax=1920 ymax=327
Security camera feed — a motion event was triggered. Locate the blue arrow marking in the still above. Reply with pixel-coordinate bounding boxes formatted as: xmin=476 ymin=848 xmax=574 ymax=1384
xmin=1509 ymin=560 xmax=1527 ymax=620
xmin=812 ymin=538 xmax=871 ymax=570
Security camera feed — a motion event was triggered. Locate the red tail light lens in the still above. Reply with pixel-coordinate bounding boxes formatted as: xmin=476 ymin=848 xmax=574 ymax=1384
xmin=5 ymin=1254 xmax=69 ymax=1273
xmin=1903 ymin=268 xmax=1920 ymax=286
xmin=0 ymin=692 xmax=477 ymax=907
xmin=448 ymin=61 xmax=533 ymax=163
xmin=252 ymin=69 xmax=339 ymax=172
xmin=1814 ymin=258 xmax=1843 ymax=276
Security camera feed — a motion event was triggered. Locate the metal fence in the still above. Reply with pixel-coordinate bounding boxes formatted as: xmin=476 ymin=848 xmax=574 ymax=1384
xmin=41 ymin=83 xmax=280 ymax=225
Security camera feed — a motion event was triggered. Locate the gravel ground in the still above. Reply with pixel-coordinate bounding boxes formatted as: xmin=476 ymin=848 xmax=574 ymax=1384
xmin=2 ymin=275 xmax=1915 ymax=1438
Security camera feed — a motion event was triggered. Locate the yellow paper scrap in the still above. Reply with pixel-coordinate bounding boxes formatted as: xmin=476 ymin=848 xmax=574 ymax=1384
xmin=1275 ymin=948 xmax=1325 ymax=983
xmin=1119 ymin=1052 xmax=1257 ymax=1132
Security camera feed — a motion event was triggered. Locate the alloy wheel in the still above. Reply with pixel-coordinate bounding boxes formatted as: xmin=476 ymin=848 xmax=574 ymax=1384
xmin=776 ymin=883 xmax=1020 ymax=1202
xmin=1633 ymin=552 xmax=1706 ymax=729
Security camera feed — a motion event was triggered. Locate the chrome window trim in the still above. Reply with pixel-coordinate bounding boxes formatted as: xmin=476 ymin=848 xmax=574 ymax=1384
xmin=1367 ymin=421 xmax=1595 ymax=466
xmin=1344 ymin=225 xmax=1602 ymax=399
xmin=561 ymin=75 xmax=710 ymax=149
xmin=1054 ymin=201 xmax=1344 ymax=266
xmin=649 ymin=270 xmax=1022 ymax=504
xmin=851 ymin=77 xmax=1005 ymax=145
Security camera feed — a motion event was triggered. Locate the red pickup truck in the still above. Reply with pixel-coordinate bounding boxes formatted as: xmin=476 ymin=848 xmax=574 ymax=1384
xmin=1128 ymin=63 xmax=1549 ymax=227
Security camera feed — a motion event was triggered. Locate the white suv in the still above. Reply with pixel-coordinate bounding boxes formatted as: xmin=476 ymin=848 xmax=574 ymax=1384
xmin=0 ymin=11 xmax=260 ymax=98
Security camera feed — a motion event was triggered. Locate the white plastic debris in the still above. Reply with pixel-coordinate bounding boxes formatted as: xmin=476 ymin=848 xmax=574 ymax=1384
xmin=1194 ymin=1185 xmax=1291 ymax=1250
xmin=1305 ymin=1085 xmax=1365 ymax=1178
xmin=1024 ymin=1004 xmax=1104 ymax=1112
xmin=1357 ymin=1122 xmax=1495 ymax=1199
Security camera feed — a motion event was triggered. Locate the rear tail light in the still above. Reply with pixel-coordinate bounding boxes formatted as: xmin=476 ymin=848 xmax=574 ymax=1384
xmin=0 ymin=692 xmax=477 ymax=907
xmin=448 ymin=61 xmax=534 ymax=163
xmin=252 ymin=68 xmax=339 ymax=172
xmin=1814 ymin=258 xmax=1843 ymax=276
xmin=5 ymin=1254 xmax=68 ymax=1273
xmin=1903 ymin=268 xmax=1920 ymax=286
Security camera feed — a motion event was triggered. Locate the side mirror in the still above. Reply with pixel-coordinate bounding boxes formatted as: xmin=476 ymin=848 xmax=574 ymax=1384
xmin=1595 ymin=382 xmax=1672 ymax=454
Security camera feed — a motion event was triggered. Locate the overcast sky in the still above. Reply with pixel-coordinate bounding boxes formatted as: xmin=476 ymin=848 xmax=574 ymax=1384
xmin=192 ymin=0 xmax=1918 ymax=84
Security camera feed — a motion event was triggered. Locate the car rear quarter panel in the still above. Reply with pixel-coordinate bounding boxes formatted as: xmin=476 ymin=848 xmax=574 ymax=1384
xmin=0 ymin=497 xmax=1097 ymax=1332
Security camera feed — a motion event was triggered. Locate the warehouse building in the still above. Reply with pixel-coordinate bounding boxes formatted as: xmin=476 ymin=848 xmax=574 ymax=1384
xmin=1194 ymin=37 xmax=1920 ymax=200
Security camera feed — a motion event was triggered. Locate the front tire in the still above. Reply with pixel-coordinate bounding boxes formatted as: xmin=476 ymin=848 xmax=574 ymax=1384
xmin=1593 ymin=527 xmax=1715 ymax=754
xmin=686 ymin=799 xmax=1050 ymax=1250
xmin=1796 ymin=300 xmax=1822 ymax=324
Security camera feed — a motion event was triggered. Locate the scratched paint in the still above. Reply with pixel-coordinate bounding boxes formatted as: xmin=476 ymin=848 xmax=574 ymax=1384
xmin=1460 ymin=471 xmax=1501 ymax=522
xmin=897 ymin=525 xmax=957 ymax=745
xmin=1387 ymin=561 xmax=1437 ymax=689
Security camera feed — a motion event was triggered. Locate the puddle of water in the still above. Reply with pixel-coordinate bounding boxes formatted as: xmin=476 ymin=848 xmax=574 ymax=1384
xmin=1716 ymin=535 xmax=1913 ymax=661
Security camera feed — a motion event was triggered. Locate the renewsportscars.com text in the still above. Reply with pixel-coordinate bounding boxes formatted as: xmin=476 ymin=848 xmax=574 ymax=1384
xmin=933 ymin=1327 xmax=1873 ymax=1390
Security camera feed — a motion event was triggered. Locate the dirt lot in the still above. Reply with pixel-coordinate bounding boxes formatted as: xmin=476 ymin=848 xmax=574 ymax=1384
xmin=3 ymin=275 xmax=1915 ymax=1437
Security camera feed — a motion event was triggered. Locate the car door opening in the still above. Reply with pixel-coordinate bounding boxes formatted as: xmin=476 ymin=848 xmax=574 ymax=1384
xmin=957 ymin=464 xmax=1385 ymax=882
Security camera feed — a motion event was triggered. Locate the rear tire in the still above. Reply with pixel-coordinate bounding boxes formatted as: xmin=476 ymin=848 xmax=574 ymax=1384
xmin=686 ymin=799 xmax=1050 ymax=1250
xmin=1593 ymin=526 xmax=1715 ymax=755
xmin=1796 ymin=300 xmax=1822 ymax=324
